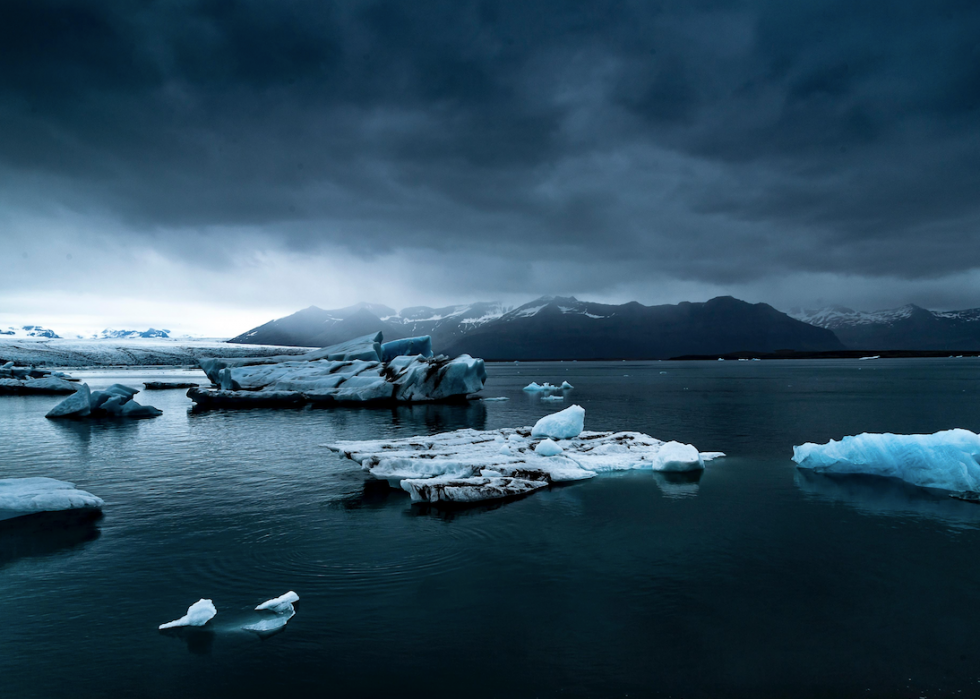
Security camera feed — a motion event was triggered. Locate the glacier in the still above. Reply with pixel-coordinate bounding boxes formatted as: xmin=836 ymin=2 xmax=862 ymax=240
xmin=792 ymin=429 xmax=980 ymax=492
xmin=159 ymin=599 xmax=217 ymax=629
xmin=326 ymin=406 xmax=721 ymax=505
xmin=190 ymin=333 xmax=486 ymax=407
xmin=46 ymin=383 xmax=162 ymax=419
xmin=0 ymin=477 xmax=104 ymax=521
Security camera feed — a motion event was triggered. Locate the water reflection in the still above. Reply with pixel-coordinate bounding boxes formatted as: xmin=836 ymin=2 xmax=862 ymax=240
xmin=158 ymin=627 xmax=215 ymax=655
xmin=0 ymin=511 xmax=102 ymax=568
xmin=50 ymin=417 xmax=142 ymax=444
xmin=652 ymin=470 xmax=702 ymax=498
xmin=794 ymin=469 xmax=980 ymax=527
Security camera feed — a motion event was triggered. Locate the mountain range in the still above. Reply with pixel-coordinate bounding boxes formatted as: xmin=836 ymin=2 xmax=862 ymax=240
xmin=789 ymin=304 xmax=980 ymax=350
xmin=229 ymin=296 xmax=844 ymax=359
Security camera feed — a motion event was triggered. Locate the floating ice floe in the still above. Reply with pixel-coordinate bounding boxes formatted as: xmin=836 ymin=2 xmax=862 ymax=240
xmin=143 ymin=381 xmax=201 ymax=390
xmin=244 ymin=591 xmax=299 ymax=635
xmin=522 ymin=382 xmax=562 ymax=393
xmin=0 ymin=362 xmax=78 ymax=394
xmin=326 ymin=406 xmax=722 ymax=505
xmin=255 ymin=590 xmax=299 ymax=613
xmin=541 ymin=394 xmax=564 ymax=402
xmin=189 ymin=333 xmax=485 ymax=407
xmin=45 ymin=383 xmax=162 ymax=419
xmin=159 ymin=599 xmax=216 ymax=629
xmin=792 ymin=429 xmax=980 ymax=492
xmin=0 ymin=477 xmax=104 ymax=521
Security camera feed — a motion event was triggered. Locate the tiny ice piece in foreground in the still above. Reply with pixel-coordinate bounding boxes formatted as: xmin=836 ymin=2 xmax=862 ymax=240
xmin=255 ymin=591 xmax=299 ymax=613
xmin=534 ymin=439 xmax=563 ymax=457
xmin=561 ymin=381 xmax=573 ymax=389
xmin=159 ymin=599 xmax=216 ymax=629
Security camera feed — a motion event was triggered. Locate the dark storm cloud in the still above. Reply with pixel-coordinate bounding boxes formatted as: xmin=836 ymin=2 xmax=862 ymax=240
xmin=2 ymin=0 xmax=980 ymax=297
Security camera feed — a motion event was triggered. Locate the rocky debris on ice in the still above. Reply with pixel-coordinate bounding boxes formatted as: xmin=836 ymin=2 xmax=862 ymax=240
xmin=159 ymin=599 xmax=217 ymax=629
xmin=190 ymin=333 xmax=486 ymax=407
xmin=45 ymin=383 xmax=162 ymax=419
xmin=0 ymin=477 xmax=104 ymax=521
xmin=792 ymin=429 xmax=980 ymax=492
xmin=327 ymin=406 xmax=720 ymax=505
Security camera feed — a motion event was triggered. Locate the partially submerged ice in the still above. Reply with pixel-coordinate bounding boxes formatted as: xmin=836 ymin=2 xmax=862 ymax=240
xmin=245 ymin=591 xmax=299 ymax=635
xmin=792 ymin=429 xmax=980 ymax=493
xmin=190 ymin=333 xmax=486 ymax=407
xmin=159 ymin=599 xmax=217 ymax=630
xmin=327 ymin=406 xmax=722 ymax=505
xmin=45 ymin=383 xmax=162 ymax=419
xmin=0 ymin=477 xmax=104 ymax=522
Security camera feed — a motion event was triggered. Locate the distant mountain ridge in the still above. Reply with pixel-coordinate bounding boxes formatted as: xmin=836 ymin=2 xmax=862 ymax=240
xmin=229 ymin=296 xmax=844 ymax=359
xmin=789 ymin=304 xmax=980 ymax=350
xmin=0 ymin=325 xmax=61 ymax=339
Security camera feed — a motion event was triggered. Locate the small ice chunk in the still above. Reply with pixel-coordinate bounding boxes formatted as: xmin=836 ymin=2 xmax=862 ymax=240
xmin=243 ymin=609 xmax=294 ymax=635
xmin=561 ymin=381 xmax=573 ymax=389
xmin=534 ymin=439 xmax=563 ymax=457
xmin=656 ymin=442 xmax=705 ymax=472
xmin=541 ymin=394 xmax=564 ymax=402
xmin=700 ymin=451 xmax=726 ymax=461
xmin=159 ymin=599 xmax=216 ymax=629
xmin=255 ymin=591 xmax=299 ymax=613
xmin=531 ymin=405 xmax=585 ymax=440
xmin=482 ymin=397 xmax=509 ymax=402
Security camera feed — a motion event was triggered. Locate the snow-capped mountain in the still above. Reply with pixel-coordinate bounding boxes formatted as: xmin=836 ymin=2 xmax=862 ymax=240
xmin=0 ymin=325 xmax=61 ymax=339
xmin=92 ymin=328 xmax=171 ymax=340
xmin=789 ymin=304 xmax=980 ymax=350
xmin=228 ymin=301 xmax=510 ymax=350
xmin=230 ymin=296 xmax=843 ymax=358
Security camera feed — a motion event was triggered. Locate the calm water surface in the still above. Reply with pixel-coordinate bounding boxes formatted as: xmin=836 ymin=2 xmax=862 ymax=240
xmin=3 ymin=359 xmax=980 ymax=698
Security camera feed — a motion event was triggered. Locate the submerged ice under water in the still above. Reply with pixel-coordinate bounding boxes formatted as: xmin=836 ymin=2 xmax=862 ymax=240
xmin=4 ymin=359 xmax=980 ymax=698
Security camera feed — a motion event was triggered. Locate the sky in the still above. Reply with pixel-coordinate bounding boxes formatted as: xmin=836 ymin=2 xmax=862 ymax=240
xmin=2 ymin=0 xmax=980 ymax=337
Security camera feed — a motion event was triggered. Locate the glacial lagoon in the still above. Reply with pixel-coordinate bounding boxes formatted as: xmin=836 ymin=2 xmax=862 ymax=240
xmin=3 ymin=358 xmax=980 ymax=698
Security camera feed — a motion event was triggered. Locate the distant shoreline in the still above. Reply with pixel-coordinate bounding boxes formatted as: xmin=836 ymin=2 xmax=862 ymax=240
xmin=480 ymin=350 xmax=980 ymax=362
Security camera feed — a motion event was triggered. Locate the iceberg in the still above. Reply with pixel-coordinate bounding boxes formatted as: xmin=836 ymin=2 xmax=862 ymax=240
xmin=0 ymin=363 xmax=78 ymax=394
xmin=190 ymin=334 xmax=486 ymax=407
xmin=531 ymin=404 xmax=585 ymax=439
xmin=255 ymin=591 xmax=299 ymax=613
xmin=561 ymin=381 xmax=574 ymax=390
xmin=523 ymin=382 xmax=561 ymax=393
xmin=380 ymin=335 xmax=432 ymax=362
xmin=792 ymin=429 xmax=980 ymax=492
xmin=0 ymin=477 xmax=104 ymax=521
xmin=327 ymin=406 xmax=719 ymax=505
xmin=46 ymin=383 xmax=162 ymax=419
xmin=159 ymin=599 xmax=216 ymax=629
xmin=245 ymin=591 xmax=299 ymax=635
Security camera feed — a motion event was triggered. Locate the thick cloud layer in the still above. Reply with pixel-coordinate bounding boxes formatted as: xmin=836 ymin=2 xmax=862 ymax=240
xmin=2 ymin=0 xmax=979 ymax=333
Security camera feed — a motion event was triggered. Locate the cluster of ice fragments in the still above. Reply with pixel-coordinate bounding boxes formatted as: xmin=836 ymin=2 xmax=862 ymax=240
xmin=159 ymin=591 xmax=299 ymax=636
xmin=0 ymin=477 xmax=104 ymax=521
xmin=523 ymin=381 xmax=573 ymax=393
xmin=327 ymin=405 xmax=722 ymax=505
xmin=189 ymin=332 xmax=486 ymax=407
xmin=0 ymin=362 xmax=76 ymax=394
xmin=793 ymin=429 xmax=980 ymax=493
xmin=46 ymin=383 xmax=162 ymax=419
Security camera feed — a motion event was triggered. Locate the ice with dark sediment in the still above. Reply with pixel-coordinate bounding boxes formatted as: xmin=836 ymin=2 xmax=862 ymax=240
xmin=0 ymin=362 xmax=77 ymax=394
xmin=190 ymin=333 xmax=486 ymax=407
xmin=0 ymin=477 xmax=104 ymax=521
xmin=45 ymin=383 xmax=162 ymax=419
xmin=326 ymin=406 xmax=722 ymax=505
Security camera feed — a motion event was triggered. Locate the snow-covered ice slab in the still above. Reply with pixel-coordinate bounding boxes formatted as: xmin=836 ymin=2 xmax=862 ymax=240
xmin=190 ymin=334 xmax=486 ymax=407
xmin=0 ymin=477 xmax=104 ymax=521
xmin=0 ymin=376 xmax=78 ymax=395
xmin=159 ymin=599 xmax=216 ymax=629
xmin=326 ymin=407 xmax=720 ymax=505
xmin=792 ymin=429 xmax=980 ymax=492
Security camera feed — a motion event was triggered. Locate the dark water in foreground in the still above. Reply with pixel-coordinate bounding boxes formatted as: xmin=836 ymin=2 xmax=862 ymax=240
xmin=3 ymin=359 xmax=980 ymax=699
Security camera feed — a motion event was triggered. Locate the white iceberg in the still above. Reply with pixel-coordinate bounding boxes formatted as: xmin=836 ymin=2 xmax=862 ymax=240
xmin=792 ymin=429 xmax=980 ymax=492
xmin=523 ymin=382 xmax=561 ymax=393
xmin=531 ymin=404 xmax=585 ymax=439
xmin=159 ymin=599 xmax=216 ymax=629
xmin=46 ymin=383 xmax=161 ymax=419
xmin=561 ymin=381 xmax=574 ymax=390
xmin=191 ymin=333 xmax=486 ymax=407
xmin=255 ymin=591 xmax=299 ymax=613
xmin=327 ymin=406 xmax=717 ymax=504
xmin=0 ymin=477 xmax=104 ymax=521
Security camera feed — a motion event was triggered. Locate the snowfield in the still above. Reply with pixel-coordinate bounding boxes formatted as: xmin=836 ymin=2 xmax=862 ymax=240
xmin=0 ymin=337 xmax=307 ymax=368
